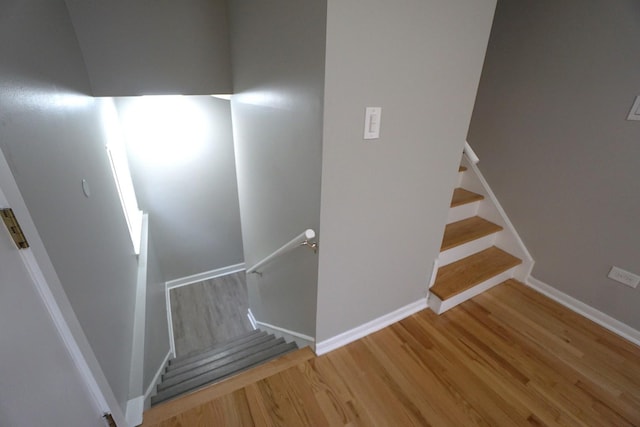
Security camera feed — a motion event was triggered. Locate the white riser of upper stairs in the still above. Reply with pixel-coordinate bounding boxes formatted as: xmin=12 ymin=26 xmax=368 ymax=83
xmin=428 ymin=266 xmax=517 ymax=314
xmin=438 ymin=232 xmax=501 ymax=267
xmin=447 ymin=201 xmax=480 ymax=224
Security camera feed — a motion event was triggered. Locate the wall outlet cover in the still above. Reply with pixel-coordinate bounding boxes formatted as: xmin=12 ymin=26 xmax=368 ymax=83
xmin=608 ymin=266 xmax=640 ymax=288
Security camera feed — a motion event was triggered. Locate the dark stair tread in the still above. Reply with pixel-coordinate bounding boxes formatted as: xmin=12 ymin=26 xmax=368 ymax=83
xmin=151 ymin=341 xmax=298 ymax=406
xmin=169 ymin=330 xmax=266 ymax=368
xmin=451 ymin=188 xmax=484 ymax=207
xmin=159 ymin=337 xmax=286 ymax=390
xmin=165 ymin=333 xmax=274 ymax=377
xmin=458 ymin=166 xmax=467 ymax=172
xmin=431 ymin=246 xmax=521 ymax=301
xmin=441 ymin=216 xmax=503 ymax=251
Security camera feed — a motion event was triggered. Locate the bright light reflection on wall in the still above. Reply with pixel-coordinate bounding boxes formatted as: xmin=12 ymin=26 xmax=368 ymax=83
xmin=119 ymin=95 xmax=209 ymax=166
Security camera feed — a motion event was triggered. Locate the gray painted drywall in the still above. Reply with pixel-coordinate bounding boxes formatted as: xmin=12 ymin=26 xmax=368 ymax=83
xmin=65 ymin=0 xmax=232 ymax=96
xmin=316 ymin=0 xmax=497 ymax=341
xmin=0 ymin=0 xmax=138 ymax=410
xmin=144 ymin=223 xmax=171 ymax=394
xmin=468 ymin=0 xmax=640 ymax=329
xmin=0 ymin=213 xmax=103 ymax=427
xmin=228 ymin=1 xmax=326 ymax=338
xmin=115 ymin=96 xmax=244 ymax=281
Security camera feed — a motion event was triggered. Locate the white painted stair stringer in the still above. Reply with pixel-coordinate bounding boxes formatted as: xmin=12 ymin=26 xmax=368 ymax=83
xmin=459 ymin=155 xmax=534 ymax=281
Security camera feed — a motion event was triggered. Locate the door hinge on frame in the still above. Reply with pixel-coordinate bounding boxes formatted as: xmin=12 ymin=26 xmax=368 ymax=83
xmin=0 ymin=208 xmax=29 ymax=249
xmin=103 ymin=413 xmax=117 ymax=427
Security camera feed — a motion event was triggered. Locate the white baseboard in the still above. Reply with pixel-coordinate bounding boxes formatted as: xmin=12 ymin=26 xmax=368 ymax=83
xmin=144 ymin=349 xmax=172 ymax=402
xmin=315 ymin=298 xmax=428 ymax=356
xmin=526 ymin=276 xmax=640 ymax=347
xmin=165 ymin=263 xmax=246 ymax=290
xmin=247 ymin=309 xmax=315 ymax=349
xmin=125 ymin=395 xmax=144 ymax=427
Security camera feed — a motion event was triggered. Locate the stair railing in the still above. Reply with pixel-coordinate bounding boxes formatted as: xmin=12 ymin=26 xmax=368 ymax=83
xmin=464 ymin=141 xmax=479 ymax=164
xmin=247 ymin=229 xmax=318 ymax=276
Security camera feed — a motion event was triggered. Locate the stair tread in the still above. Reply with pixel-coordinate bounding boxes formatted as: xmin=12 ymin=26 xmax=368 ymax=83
xmin=451 ymin=188 xmax=483 ymax=207
xmin=441 ymin=216 xmax=503 ymax=251
xmin=159 ymin=337 xmax=286 ymax=390
xmin=431 ymin=246 xmax=521 ymax=300
xmin=458 ymin=166 xmax=467 ymax=172
xmin=169 ymin=330 xmax=266 ymax=368
xmin=151 ymin=341 xmax=298 ymax=405
xmin=165 ymin=333 xmax=273 ymax=376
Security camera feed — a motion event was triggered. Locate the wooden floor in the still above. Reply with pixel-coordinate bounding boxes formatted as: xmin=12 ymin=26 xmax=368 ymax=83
xmin=147 ymin=279 xmax=640 ymax=426
xmin=170 ymin=271 xmax=253 ymax=357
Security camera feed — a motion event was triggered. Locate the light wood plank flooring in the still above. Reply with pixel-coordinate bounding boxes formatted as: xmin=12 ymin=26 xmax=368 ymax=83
xmin=170 ymin=271 xmax=253 ymax=357
xmin=148 ymin=279 xmax=640 ymax=426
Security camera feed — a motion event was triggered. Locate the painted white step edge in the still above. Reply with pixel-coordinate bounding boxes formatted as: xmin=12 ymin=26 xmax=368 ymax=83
xmin=439 ymin=232 xmax=499 ymax=267
xmin=247 ymin=309 xmax=315 ymax=350
xmin=428 ymin=267 xmax=517 ymax=314
xmin=447 ymin=200 xmax=480 ymax=224
xmin=457 ymin=169 xmax=465 ymax=187
xmin=315 ymin=298 xmax=428 ymax=356
xmin=526 ymin=277 xmax=640 ymax=347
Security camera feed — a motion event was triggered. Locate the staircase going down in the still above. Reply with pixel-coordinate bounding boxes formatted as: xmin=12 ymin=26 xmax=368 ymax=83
xmin=151 ymin=330 xmax=298 ymax=406
xmin=429 ymin=165 xmax=524 ymax=314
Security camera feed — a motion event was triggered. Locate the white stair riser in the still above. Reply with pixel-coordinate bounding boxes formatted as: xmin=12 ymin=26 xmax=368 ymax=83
xmin=457 ymin=170 xmax=465 ymax=187
xmin=428 ymin=266 xmax=518 ymax=314
xmin=446 ymin=201 xmax=480 ymax=224
xmin=439 ymin=232 xmax=500 ymax=267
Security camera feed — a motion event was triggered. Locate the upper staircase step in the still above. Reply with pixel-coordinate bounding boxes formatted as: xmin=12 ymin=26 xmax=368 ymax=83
xmin=458 ymin=166 xmax=467 ymax=172
xmin=431 ymin=246 xmax=521 ymax=301
xmin=441 ymin=216 xmax=503 ymax=251
xmin=451 ymin=188 xmax=483 ymax=207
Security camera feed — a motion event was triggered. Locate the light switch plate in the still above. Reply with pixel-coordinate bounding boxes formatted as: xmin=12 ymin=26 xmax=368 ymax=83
xmin=627 ymin=96 xmax=640 ymax=121
xmin=364 ymin=107 xmax=382 ymax=139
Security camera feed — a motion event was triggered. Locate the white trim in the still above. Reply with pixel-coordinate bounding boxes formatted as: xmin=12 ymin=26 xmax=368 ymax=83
xmin=125 ymin=396 xmax=144 ymax=427
xmin=247 ymin=309 xmax=315 ymax=349
xmin=315 ymin=298 xmax=428 ymax=356
xmin=247 ymin=309 xmax=258 ymax=330
xmin=463 ymin=141 xmax=480 ymax=164
xmin=166 ymin=285 xmax=176 ymax=358
xmin=526 ymin=277 xmax=640 ymax=347
xmin=128 ymin=214 xmax=148 ymax=404
xmin=144 ymin=349 xmax=172 ymax=401
xmin=19 ymin=249 xmax=123 ymax=422
xmin=165 ymin=263 xmax=246 ymax=290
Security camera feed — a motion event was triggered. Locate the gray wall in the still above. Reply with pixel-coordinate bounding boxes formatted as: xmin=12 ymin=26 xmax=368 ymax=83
xmin=144 ymin=227 xmax=170 ymax=393
xmin=468 ymin=0 xmax=640 ymax=329
xmin=65 ymin=0 xmax=232 ymax=96
xmin=0 ymin=0 xmax=139 ymax=410
xmin=115 ymin=96 xmax=244 ymax=281
xmin=228 ymin=1 xmax=326 ymax=337
xmin=316 ymin=0 xmax=497 ymax=341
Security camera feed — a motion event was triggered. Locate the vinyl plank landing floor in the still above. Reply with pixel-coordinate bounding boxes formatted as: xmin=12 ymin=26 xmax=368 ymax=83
xmin=170 ymin=271 xmax=253 ymax=357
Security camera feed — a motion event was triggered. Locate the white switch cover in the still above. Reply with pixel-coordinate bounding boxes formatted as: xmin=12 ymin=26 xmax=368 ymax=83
xmin=627 ymin=96 xmax=640 ymax=121
xmin=364 ymin=107 xmax=382 ymax=139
